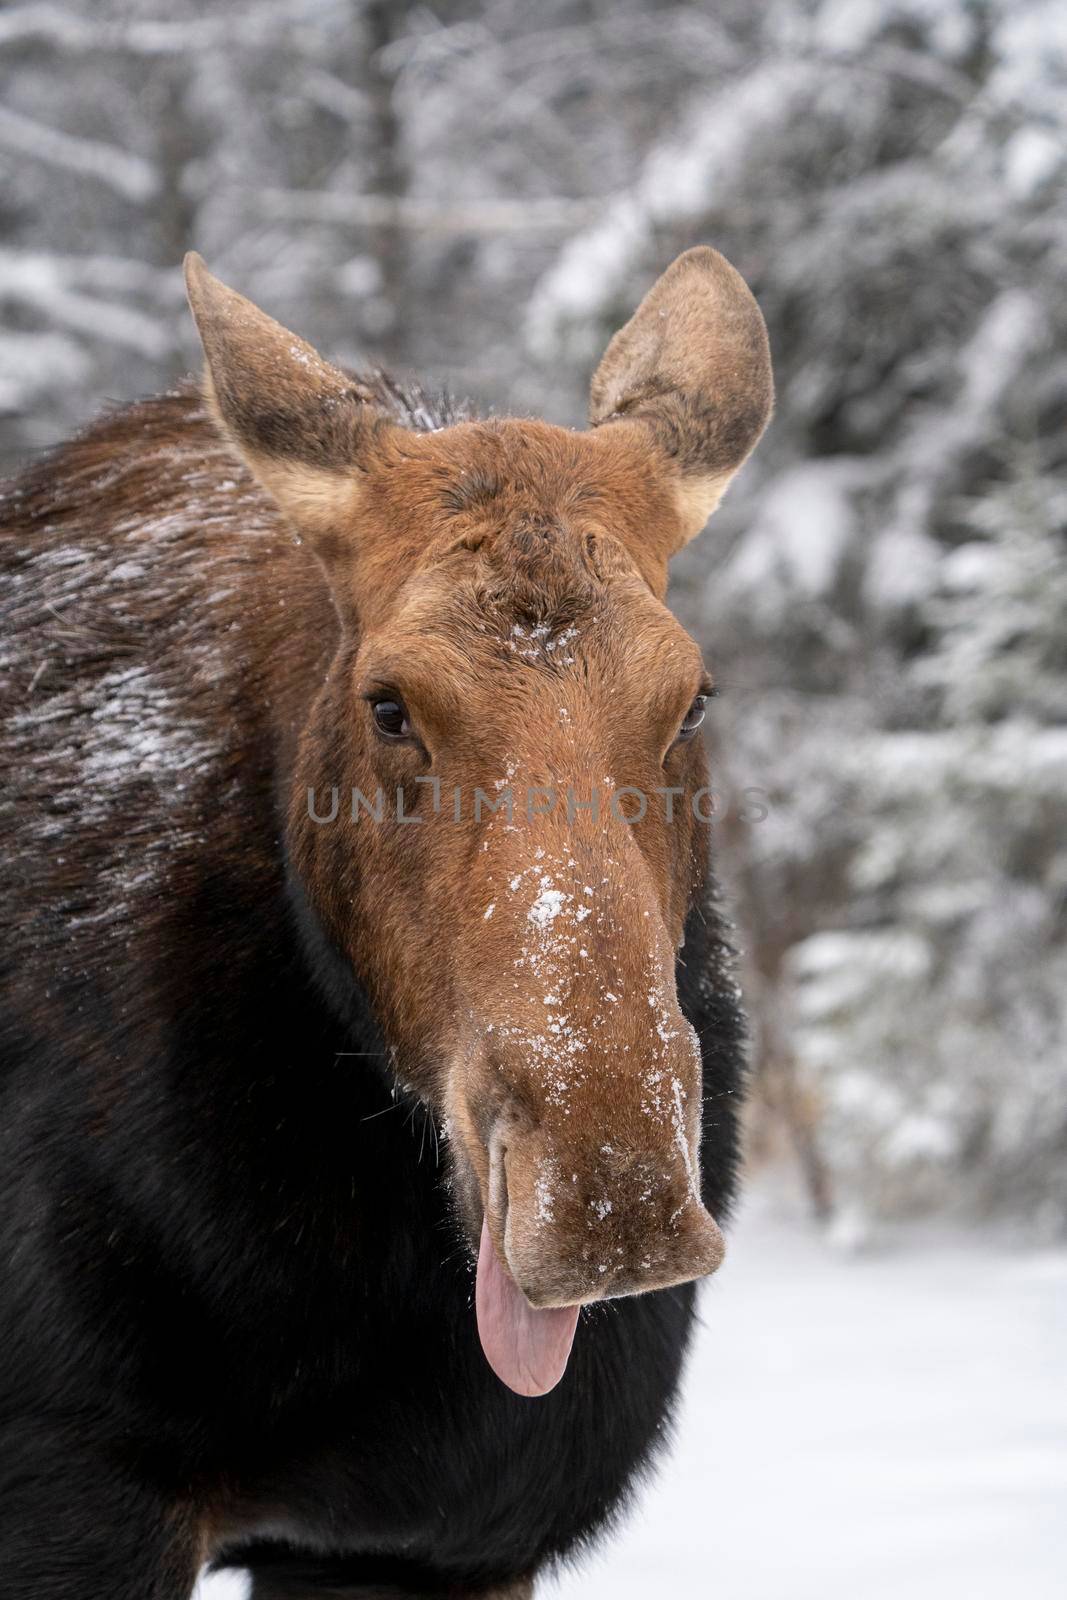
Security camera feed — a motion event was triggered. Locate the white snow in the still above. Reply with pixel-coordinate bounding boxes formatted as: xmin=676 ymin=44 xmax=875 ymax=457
xmin=529 ymin=882 xmax=567 ymax=927
xmin=548 ymin=1182 xmax=1067 ymax=1599
xmin=525 ymin=62 xmax=815 ymax=364
xmin=0 ymin=101 xmax=158 ymax=201
xmin=721 ymin=460 xmax=859 ymax=617
xmin=0 ymin=249 xmax=171 ymax=355
xmin=195 ymin=1577 xmax=246 ymax=1600
xmin=195 ymin=1177 xmax=1067 ymax=1600
xmin=0 ymin=329 xmax=89 ymax=410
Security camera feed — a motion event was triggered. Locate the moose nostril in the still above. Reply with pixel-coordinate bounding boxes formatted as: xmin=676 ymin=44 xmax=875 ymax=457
xmin=489 ymin=1150 xmax=507 ymax=1221
xmin=487 ymin=1124 xmax=510 ymax=1230
xmin=470 ymin=1070 xmax=539 ymax=1150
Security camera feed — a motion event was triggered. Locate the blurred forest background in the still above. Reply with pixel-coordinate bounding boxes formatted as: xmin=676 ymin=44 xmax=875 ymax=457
xmin=2 ymin=0 xmax=1065 ymax=1236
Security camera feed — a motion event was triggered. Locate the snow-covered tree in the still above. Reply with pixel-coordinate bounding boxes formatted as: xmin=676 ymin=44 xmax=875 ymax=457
xmin=2 ymin=0 xmax=1064 ymax=1227
xmin=524 ymin=0 xmax=1067 ymax=1228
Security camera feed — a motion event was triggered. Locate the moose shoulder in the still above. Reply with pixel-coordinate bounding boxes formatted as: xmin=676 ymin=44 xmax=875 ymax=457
xmin=0 ymin=248 xmax=771 ymax=1599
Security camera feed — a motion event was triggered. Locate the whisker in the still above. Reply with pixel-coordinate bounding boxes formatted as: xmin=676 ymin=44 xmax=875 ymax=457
xmin=360 ymin=1101 xmax=403 ymax=1123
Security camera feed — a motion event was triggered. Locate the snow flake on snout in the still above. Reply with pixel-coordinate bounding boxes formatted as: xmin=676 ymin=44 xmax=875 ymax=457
xmin=633 ymin=960 xmax=702 ymax=1198
xmin=490 ymin=861 xmax=600 ymax=1111
xmin=528 ymin=881 xmax=567 ymax=928
xmin=534 ymin=1165 xmax=558 ymax=1226
xmin=648 ymin=984 xmax=680 ymax=1046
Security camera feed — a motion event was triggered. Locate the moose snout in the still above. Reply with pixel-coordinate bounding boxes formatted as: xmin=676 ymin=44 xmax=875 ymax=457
xmin=486 ymin=1123 xmax=726 ymax=1310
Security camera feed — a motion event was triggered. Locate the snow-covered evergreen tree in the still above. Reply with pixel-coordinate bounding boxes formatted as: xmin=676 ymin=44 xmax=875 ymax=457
xmin=525 ymin=0 xmax=1067 ymax=1228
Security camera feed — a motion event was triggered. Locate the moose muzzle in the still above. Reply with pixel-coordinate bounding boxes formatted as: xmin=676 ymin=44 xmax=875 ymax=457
xmin=473 ymin=1110 xmax=725 ymax=1395
xmin=458 ymin=907 xmax=728 ymax=1396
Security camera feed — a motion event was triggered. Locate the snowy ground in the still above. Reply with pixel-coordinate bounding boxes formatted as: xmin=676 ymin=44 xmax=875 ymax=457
xmin=196 ymin=1182 xmax=1067 ymax=1599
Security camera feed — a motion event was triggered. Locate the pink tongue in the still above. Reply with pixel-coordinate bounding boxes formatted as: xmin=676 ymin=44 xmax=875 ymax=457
xmin=475 ymin=1220 xmax=580 ymax=1397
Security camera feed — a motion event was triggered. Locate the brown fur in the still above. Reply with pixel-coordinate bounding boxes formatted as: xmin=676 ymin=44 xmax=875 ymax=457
xmin=183 ymin=251 xmax=772 ymax=1312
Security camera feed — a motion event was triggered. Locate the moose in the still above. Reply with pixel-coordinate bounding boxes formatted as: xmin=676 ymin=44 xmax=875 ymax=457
xmin=0 ymin=246 xmax=772 ymax=1598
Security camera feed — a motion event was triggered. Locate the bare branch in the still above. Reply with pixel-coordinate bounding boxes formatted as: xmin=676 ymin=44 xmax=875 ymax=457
xmin=0 ymin=251 xmax=172 ymax=356
xmin=256 ymin=188 xmax=606 ymax=233
xmin=300 ymin=69 xmax=372 ymax=124
xmin=0 ymin=4 xmax=273 ymax=54
xmin=0 ymin=4 xmax=223 ymax=52
xmin=0 ymin=104 xmax=157 ymax=202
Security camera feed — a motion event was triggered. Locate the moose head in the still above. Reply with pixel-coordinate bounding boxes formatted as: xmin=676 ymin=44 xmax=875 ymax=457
xmin=185 ymin=246 xmax=772 ymax=1397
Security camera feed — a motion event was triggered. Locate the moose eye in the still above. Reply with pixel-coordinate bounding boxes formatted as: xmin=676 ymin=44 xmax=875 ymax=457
xmin=370 ymin=697 xmax=411 ymax=740
xmin=676 ymin=694 xmax=708 ymax=743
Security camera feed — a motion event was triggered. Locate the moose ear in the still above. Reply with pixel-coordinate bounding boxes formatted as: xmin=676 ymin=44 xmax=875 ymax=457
xmin=589 ymin=247 xmax=773 ymax=547
xmin=184 ymin=253 xmax=383 ymax=543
